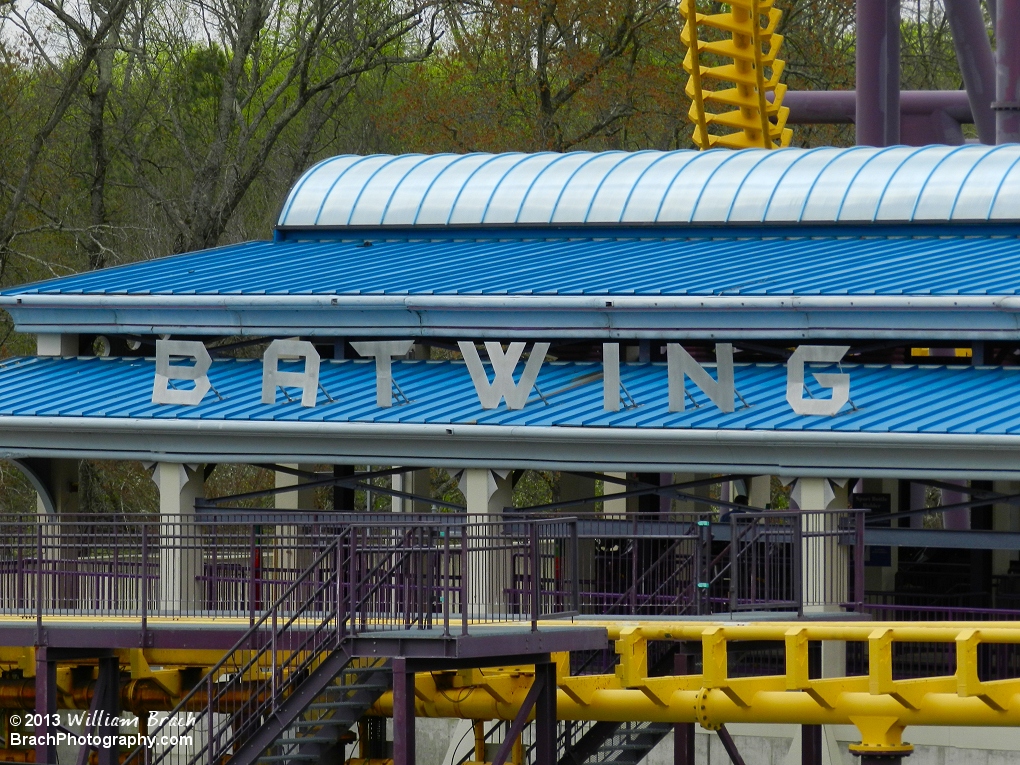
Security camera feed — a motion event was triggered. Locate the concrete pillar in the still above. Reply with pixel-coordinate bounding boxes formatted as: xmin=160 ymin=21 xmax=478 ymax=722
xmin=151 ymin=463 xmax=205 ymax=614
xmin=996 ymin=0 xmax=1020 ymax=143
xmin=856 ymin=0 xmax=901 ymax=145
xmin=795 ymin=478 xmax=849 ymax=617
xmin=464 ymin=469 xmax=513 ymax=615
xmin=393 ymin=469 xmax=431 ymax=513
xmin=561 ymin=473 xmax=596 ymax=608
xmin=275 ymin=465 xmax=317 ymax=575
xmin=603 ymin=472 xmax=628 ymax=516
xmin=748 ymin=476 xmax=771 ymax=509
xmin=464 ymin=469 xmax=512 ymax=515
xmin=36 ymin=334 xmax=78 ymax=357
xmin=795 ymin=478 xmax=847 ymax=765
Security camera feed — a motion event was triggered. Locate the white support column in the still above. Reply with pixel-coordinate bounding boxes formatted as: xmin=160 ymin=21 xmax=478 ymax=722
xmin=393 ymin=469 xmax=430 ymax=513
xmin=463 ymin=469 xmax=513 ymax=616
xmin=36 ymin=334 xmax=79 ymax=357
xmin=463 ymin=469 xmax=512 ymax=516
xmin=747 ymin=475 xmax=771 ymax=509
xmin=603 ymin=472 xmax=628 ymax=516
xmin=152 ymin=463 xmax=205 ymax=614
xmin=560 ymin=473 xmax=596 ymax=606
xmin=275 ymin=465 xmax=317 ymax=574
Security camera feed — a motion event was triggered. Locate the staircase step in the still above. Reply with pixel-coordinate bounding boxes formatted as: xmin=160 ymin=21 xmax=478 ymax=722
xmin=275 ymin=736 xmax=336 ymax=745
xmin=258 ymin=755 xmax=320 ymax=762
xmin=291 ymin=720 xmax=355 ymax=729
xmin=308 ymin=700 xmax=374 ymax=709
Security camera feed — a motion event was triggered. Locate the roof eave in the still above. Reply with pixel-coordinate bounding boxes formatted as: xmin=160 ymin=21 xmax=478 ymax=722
xmin=4 ymin=295 xmax=1020 ymax=340
xmin=1 ymin=416 xmax=1020 ymax=478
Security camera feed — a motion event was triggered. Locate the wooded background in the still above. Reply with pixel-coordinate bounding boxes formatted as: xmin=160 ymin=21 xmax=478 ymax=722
xmin=1 ymin=0 xmax=973 ymax=294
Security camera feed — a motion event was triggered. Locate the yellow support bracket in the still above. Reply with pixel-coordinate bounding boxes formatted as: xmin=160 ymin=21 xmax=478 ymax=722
xmin=680 ymin=0 xmax=793 ymax=148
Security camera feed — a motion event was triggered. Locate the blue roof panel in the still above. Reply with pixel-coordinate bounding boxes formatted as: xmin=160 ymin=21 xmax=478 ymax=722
xmin=1 ymin=355 xmax=1020 ymax=436
xmin=5 ymin=231 xmax=1020 ymax=298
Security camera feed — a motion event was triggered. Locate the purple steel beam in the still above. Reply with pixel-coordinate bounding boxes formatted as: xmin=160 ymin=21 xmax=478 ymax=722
xmin=856 ymin=0 xmax=901 ymax=145
xmin=944 ymin=0 xmax=996 ymax=143
xmin=996 ymin=0 xmax=1020 ymax=142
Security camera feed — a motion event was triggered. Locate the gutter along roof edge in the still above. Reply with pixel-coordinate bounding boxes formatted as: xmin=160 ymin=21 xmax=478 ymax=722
xmin=6 ymin=294 xmax=1020 ymax=310
xmin=3 ymin=415 xmax=1020 ymax=447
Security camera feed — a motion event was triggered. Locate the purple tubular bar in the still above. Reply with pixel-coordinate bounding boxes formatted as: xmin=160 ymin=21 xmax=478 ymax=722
xmin=856 ymin=0 xmax=901 ymax=146
xmin=996 ymin=0 xmax=1020 ymax=143
xmin=944 ymin=0 xmax=997 ymax=143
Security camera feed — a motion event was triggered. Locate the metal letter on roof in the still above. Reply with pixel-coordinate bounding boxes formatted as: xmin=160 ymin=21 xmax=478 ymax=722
xmin=458 ymin=341 xmax=551 ymax=410
xmin=786 ymin=345 xmax=850 ymax=416
xmin=667 ymin=343 xmax=734 ymax=412
xmin=152 ymin=340 xmax=212 ymax=406
xmin=350 ymin=340 xmax=414 ymax=407
xmin=261 ymin=339 xmax=320 ymax=407
xmin=603 ymin=343 xmax=620 ymax=412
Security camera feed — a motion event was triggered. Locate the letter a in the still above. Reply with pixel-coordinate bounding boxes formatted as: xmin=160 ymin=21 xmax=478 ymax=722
xmin=262 ymin=339 xmax=320 ymax=407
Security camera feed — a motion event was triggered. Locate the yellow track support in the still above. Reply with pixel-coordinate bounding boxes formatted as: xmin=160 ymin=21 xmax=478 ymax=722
xmin=680 ymin=0 xmax=793 ymax=149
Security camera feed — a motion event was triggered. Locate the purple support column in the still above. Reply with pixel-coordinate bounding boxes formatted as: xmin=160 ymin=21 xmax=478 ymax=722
xmin=392 ymin=658 xmax=415 ymax=765
xmin=533 ymin=662 xmax=557 ymax=765
xmin=945 ymin=0 xmax=996 ymax=143
xmin=942 ymin=481 xmax=970 ymax=531
xmin=996 ymin=0 xmax=1020 ymax=142
xmin=802 ymin=725 xmax=822 ymax=765
xmin=675 ymin=653 xmax=696 ymax=765
xmin=96 ymin=657 xmax=120 ymax=765
xmin=35 ymin=648 xmax=57 ymax=765
xmin=856 ymin=0 xmax=901 ymax=145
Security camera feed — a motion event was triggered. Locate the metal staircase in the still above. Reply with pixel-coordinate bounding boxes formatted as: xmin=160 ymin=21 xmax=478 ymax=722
xmin=255 ymin=658 xmax=390 ymax=765
xmin=123 ymin=526 xmax=427 ymax=765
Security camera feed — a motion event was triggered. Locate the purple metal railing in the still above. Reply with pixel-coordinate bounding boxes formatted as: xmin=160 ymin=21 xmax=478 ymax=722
xmin=0 ymin=514 xmax=582 ymax=629
xmin=0 ymin=508 xmax=874 ymax=625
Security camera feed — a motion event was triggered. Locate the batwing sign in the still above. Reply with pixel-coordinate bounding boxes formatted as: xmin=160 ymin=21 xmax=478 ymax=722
xmin=151 ymin=340 xmax=851 ymax=417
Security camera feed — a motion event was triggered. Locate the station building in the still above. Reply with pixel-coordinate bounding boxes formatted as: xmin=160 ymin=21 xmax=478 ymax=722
xmin=2 ymin=145 xmax=1020 ymax=765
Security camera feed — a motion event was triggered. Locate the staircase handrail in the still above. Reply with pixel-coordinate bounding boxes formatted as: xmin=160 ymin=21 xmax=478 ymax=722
xmin=123 ymin=531 xmax=350 ymax=765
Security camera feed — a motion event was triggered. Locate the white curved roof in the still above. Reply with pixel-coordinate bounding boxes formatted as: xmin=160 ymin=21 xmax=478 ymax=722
xmin=277 ymin=146 xmax=1020 ymax=228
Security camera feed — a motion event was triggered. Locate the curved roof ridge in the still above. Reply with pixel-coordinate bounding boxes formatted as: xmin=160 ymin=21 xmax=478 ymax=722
xmin=278 ymin=146 xmax=1020 ymax=228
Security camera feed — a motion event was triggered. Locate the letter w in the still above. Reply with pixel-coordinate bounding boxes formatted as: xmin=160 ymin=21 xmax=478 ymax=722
xmin=458 ymin=342 xmax=550 ymax=410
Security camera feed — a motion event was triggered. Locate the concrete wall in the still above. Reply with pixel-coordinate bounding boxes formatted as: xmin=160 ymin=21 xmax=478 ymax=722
xmin=423 ymin=720 xmax=1020 ymax=765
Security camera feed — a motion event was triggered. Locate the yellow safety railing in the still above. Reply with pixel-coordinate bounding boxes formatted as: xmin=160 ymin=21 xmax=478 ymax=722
xmin=680 ymin=0 xmax=793 ymax=149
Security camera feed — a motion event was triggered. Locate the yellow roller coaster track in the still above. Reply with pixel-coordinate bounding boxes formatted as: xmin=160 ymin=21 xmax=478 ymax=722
xmin=372 ymin=621 xmax=1020 ymax=755
xmin=680 ymin=0 xmax=793 ymax=149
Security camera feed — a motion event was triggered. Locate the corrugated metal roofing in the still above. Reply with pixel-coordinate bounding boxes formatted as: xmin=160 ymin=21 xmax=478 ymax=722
xmin=5 ymin=231 xmax=1020 ymax=298
xmin=2 ymin=355 xmax=1019 ymax=435
xmin=278 ymin=146 xmax=1020 ymax=228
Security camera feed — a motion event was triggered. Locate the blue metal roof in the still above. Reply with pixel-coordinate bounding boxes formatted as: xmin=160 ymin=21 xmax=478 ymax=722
xmin=1 ymin=355 xmax=1019 ymax=435
xmin=278 ymin=146 xmax=1020 ymax=229
xmin=5 ymin=228 xmax=1020 ymax=298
